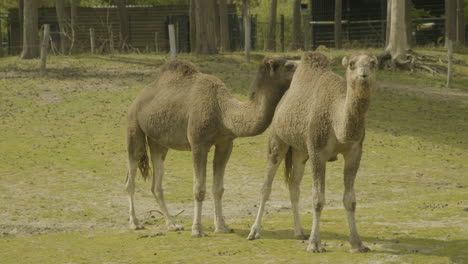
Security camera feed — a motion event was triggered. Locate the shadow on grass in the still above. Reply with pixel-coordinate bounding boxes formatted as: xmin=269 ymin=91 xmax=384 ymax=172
xmin=234 ymin=228 xmax=467 ymax=263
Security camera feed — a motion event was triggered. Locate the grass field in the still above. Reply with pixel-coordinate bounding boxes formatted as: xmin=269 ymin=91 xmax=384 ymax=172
xmin=0 ymin=49 xmax=467 ymax=264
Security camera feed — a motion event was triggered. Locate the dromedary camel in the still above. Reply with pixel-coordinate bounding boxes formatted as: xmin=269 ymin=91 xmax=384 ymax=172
xmin=126 ymin=56 xmax=298 ymax=237
xmin=247 ymin=52 xmax=377 ymax=253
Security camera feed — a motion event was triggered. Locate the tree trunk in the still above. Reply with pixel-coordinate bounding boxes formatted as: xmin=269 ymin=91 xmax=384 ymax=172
xmin=242 ymin=0 xmax=250 ymax=63
xmin=20 ymin=0 xmax=39 ymax=59
xmin=266 ymin=0 xmax=277 ymax=51
xmin=445 ymin=0 xmax=457 ymax=46
xmin=70 ymin=0 xmax=79 ymax=54
xmin=291 ymin=0 xmax=302 ymax=50
xmin=195 ymin=0 xmax=218 ymax=54
xmin=405 ymin=0 xmax=412 ymax=47
xmin=214 ymin=0 xmax=221 ymax=50
xmin=334 ymin=0 xmax=342 ymax=49
xmin=55 ymin=0 xmax=69 ymax=54
xmin=456 ymin=0 xmax=465 ymax=46
xmin=219 ymin=0 xmax=230 ymax=52
xmin=116 ymin=0 xmax=129 ymax=51
xmin=386 ymin=0 xmax=391 ymax=45
xmin=18 ymin=0 xmax=23 ymax=46
xmin=189 ymin=0 xmax=196 ymax=53
xmin=384 ymin=0 xmax=408 ymax=65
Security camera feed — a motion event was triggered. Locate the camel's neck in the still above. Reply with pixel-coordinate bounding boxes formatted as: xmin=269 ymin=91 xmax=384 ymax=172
xmin=335 ymin=82 xmax=371 ymax=143
xmin=222 ymin=81 xmax=285 ymax=137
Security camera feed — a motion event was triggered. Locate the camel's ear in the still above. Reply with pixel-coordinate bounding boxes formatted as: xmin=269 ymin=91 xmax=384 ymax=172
xmin=342 ymin=56 xmax=349 ymax=68
xmin=370 ymin=56 xmax=378 ymax=68
xmin=267 ymin=59 xmax=276 ymax=76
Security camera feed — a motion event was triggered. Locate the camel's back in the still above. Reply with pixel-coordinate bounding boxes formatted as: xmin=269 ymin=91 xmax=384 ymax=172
xmin=130 ymin=60 xmax=224 ymax=150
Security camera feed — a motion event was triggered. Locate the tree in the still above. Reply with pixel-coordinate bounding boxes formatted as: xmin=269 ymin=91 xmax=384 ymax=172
xmin=380 ymin=0 xmax=408 ymax=68
xmin=219 ymin=0 xmax=231 ymax=52
xmin=291 ymin=0 xmax=302 ymax=50
xmin=18 ymin=0 xmax=23 ymax=45
xmin=385 ymin=0 xmax=391 ymax=45
xmin=189 ymin=0 xmax=196 ymax=53
xmin=55 ymin=0 xmax=69 ymax=54
xmin=456 ymin=0 xmax=465 ymax=46
xmin=20 ymin=0 xmax=39 ymax=59
xmin=445 ymin=0 xmax=457 ymax=46
xmin=242 ymin=0 xmax=250 ymax=63
xmin=405 ymin=0 xmax=412 ymax=47
xmin=334 ymin=0 xmax=342 ymax=49
xmin=265 ymin=0 xmax=277 ymax=51
xmin=195 ymin=0 xmax=218 ymax=54
xmin=116 ymin=0 xmax=129 ymax=51
xmin=70 ymin=0 xmax=79 ymax=53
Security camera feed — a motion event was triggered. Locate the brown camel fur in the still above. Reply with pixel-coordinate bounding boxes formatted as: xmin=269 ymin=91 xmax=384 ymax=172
xmin=126 ymin=57 xmax=298 ymax=237
xmin=247 ymin=52 xmax=377 ymax=253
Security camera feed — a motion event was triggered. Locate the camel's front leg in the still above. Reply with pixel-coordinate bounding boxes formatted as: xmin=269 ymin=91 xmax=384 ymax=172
xmin=149 ymin=141 xmax=183 ymax=231
xmin=307 ymin=154 xmax=326 ymax=253
xmin=191 ymin=145 xmax=209 ymax=238
xmin=343 ymin=145 xmax=370 ymax=253
xmin=248 ymin=135 xmax=288 ymax=240
xmin=213 ymin=140 xmax=234 ymax=234
xmin=288 ymin=150 xmax=309 ymax=240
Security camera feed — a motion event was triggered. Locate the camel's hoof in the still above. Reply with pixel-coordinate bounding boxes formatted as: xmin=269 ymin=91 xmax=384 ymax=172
xmin=191 ymin=232 xmax=208 ymax=238
xmin=307 ymin=243 xmax=326 ymax=253
xmin=247 ymin=230 xmax=261 ymax=240
xmin=129 ymin=223 xmax=144 ymax=230
xmin=167 ymin=224 xmax=184 ymax=231
xmin=294 ymin=233 xmax=310 ymax=240
xmin=350 ymin=246 xmax=371 ymax=253
xmin=191 ymin=225 xmax=207 ymax=238
xmin=214 ymin=226 xmax=234 ymax=234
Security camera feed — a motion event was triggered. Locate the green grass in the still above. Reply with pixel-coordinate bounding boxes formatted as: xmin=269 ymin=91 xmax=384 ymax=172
xmin=0 ymin=49 xmax=467 ymax=263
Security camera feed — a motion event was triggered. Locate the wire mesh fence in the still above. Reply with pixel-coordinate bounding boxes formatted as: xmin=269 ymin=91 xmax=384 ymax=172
xmin=2 ymin=4 xmax=465 ymax=56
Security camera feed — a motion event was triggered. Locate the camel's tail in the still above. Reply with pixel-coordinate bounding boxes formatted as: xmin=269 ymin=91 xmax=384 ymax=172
xmin=126 ymin=123 xmax=151 ymax=182
xmin=284 ymin=147 xmax=293 ymax=186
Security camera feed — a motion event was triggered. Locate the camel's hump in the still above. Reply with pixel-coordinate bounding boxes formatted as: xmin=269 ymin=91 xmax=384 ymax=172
xmin=160 ymin=60 xmax=199 ymax=76
xmin=301 ymin=52 xmax=329 ymax=69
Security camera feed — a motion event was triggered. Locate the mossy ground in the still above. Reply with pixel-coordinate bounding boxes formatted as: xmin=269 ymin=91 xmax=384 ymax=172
xmin=0 ymin=49 xmax=467 ymax=263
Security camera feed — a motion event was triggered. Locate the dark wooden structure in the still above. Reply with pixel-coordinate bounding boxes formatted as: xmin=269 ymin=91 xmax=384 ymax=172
xmin=309 ymin=0 xmax=446 ymax=48
xmin=8 ymin=4 xmax=239 ymax=54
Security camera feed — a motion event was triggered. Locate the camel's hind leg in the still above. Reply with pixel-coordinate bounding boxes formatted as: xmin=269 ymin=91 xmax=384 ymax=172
xmin=343 ymin=145 xmax=370 ymax=253
xmin=288 ymin=149 xmax=309 ymax=240
xmin=307 ymin=153 xmax=327 ymax=253
xmin=213 ymin=139 xmax=234 ymax=234
xmin=148 ymin=140 xmax=183 ymax=231
xmin=126 ymin=158 xmax=142 ymax=230
xmin=247 ymin=134 xmax=289 ymax=240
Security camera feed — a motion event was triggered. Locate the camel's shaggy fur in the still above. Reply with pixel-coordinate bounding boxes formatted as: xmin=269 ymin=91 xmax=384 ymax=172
xmin=247 ymin=52 xmax=377 ymax=253
xmin=125 ymin=57 xmax=298 ymax=237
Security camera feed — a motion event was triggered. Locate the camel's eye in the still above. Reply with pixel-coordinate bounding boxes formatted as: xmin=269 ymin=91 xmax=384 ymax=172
xmin=369 ymin=60 xmax=376 ymax=68
xmin=349 ymin=61 xmax=356 ymax=69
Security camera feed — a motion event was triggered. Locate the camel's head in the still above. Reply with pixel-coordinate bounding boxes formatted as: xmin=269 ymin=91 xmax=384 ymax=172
xmin=262 ymin=55 xmax=299 ymax=85
xmin=342 ymin=54 xmax=377 ymax=96
xmin=250 ymin=56 xmax=299 ymax=100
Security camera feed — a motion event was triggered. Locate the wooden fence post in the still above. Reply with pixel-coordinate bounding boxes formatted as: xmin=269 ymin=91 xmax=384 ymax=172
xmin=40 ymin=24 xmax=50 ymax=76
xmin=154 ymin=32 xmax=159 ymax=53
xmin=446 ymin=39 xmax=453 ymax=88
xmin=168 ymin=24 xmax=176 ymax=60
xmin=89 ymin=28 xmax=95 ymax=54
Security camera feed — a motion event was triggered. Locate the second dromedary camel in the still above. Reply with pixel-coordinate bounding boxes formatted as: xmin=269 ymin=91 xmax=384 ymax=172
xmin=126 ymin=57 xmax=298 ymax=237
xmin=247 ymin=52 xmax=377 ymax=253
